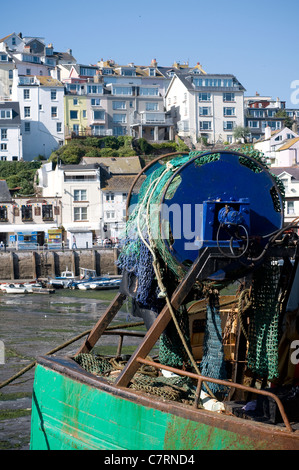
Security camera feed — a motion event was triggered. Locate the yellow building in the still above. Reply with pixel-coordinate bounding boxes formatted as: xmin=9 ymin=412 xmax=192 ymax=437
xmin=64 ymin=94 xmax=88 ymax=138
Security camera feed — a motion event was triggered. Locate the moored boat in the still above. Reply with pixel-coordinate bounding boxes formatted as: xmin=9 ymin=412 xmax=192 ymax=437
xmin=4 ymin=283 xmax=28 ymax=294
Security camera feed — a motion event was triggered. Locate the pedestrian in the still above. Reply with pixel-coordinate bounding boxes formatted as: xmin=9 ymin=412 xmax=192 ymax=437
xmin=72 ymin=235 xmax=77 ymax=249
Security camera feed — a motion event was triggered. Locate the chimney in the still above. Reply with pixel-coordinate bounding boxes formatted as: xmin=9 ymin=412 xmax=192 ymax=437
xmin=264 ymin=125 xmax=272 ymax=140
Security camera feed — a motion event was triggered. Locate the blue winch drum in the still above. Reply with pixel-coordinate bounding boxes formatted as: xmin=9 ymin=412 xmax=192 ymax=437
xmin=158 ymin=151 xmax=284 ymax=269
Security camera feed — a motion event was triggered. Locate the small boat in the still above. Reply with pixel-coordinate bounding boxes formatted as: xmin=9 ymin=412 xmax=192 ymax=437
xmin=4 ymin=283 xmax=28 ymax=294
xmin=89 ymin=278 xmax=121 ymax=290
xmin=48 ymin=269 xmax=76 ymax=288
xmin=31 ymin=286 xmax=55 ymax=295
xmin=23 ymin=283 xmax=43 ymax=293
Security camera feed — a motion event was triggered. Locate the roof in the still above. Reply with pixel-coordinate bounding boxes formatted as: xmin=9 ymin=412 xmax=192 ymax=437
xmin=0 ymin=102 xmax=21 ymax=125
xmin=0 ymin=180 xmax=12 ymax=201
xmin=270 ymin=166 xmax=299 ymax=180
xmin=101 ymin=174 xmax=145 ymax=192
xmin=277 ymin=137 xmax=299 ymax=151
xmin=37 ymin=76 xmax=64 ymax=87
xmin=82 ymin=156 xmax=142 ymax=174
xmin=59 ymin=163 xmax=100 ymax=171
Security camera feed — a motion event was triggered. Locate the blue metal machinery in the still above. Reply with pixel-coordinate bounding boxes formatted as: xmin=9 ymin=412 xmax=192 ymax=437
xmin=157 ymin=151 xmax=284 ymax=280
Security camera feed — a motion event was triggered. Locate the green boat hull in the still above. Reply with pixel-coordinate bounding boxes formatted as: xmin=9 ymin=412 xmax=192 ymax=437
xmin=30 ymin=357 xmax=299 ymax=450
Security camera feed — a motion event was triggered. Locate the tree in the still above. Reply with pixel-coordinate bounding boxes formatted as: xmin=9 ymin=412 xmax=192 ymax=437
xmin=275 ymin=109 xmax=293 ymax=129
xmin=233 ymin=126 xmax=251 ymax=143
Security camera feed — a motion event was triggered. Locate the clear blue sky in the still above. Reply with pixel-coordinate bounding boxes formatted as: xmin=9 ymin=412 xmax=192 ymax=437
xmin=4 ymin=0 xmax=299 ymax=107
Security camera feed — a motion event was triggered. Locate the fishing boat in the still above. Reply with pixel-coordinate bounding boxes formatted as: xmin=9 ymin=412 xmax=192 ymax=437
xmin=48 ymin=269 xmax=76 ymax=288
xmin=30 ymin=151 xmax=299 ymax=450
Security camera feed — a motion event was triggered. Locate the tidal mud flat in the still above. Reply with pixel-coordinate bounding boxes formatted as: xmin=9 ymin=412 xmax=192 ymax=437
xmin=0 ymin=289 xmax=141 ymax=450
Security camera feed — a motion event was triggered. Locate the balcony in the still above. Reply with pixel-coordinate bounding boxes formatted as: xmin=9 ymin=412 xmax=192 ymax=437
xmin=131 ymin=113 xmax=173 ymax=126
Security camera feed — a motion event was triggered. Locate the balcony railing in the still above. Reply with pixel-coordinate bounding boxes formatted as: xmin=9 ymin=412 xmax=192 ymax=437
xmin=130 ymin=115 xmax=173 ymax=126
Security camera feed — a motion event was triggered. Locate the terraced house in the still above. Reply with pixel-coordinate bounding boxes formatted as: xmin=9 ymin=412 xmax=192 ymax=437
xmin=165 ymin=72 xmax=245 ymax=145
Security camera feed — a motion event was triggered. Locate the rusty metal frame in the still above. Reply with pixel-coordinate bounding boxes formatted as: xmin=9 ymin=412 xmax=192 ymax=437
xmin=136 ymin=357 xmax=293 ymax=433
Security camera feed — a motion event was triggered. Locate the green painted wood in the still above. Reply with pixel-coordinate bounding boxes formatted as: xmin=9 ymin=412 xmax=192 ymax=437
xmin=30 ymin=364 xmax=291 ymax=450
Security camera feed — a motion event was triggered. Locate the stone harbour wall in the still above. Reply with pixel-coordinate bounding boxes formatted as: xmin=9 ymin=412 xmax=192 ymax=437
xmin=0 ymin=248 xmax=119 ymax=280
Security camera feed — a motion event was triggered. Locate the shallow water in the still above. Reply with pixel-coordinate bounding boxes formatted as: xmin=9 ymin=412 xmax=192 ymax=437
xmin=0 ymin=289 xmax=141 ymax=450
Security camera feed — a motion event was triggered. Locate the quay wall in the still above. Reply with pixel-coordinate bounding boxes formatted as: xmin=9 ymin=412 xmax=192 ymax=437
xmin=0 ymin=248 xmax=119 ymax=280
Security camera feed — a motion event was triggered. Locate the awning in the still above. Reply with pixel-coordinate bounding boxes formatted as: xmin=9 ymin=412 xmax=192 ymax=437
xmin=0 ymin=224 xmax=58 ymax=233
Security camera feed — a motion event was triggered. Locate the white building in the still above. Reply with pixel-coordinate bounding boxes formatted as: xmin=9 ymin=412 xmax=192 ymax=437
xmin=38 ymin=162 xmax=101 ymax=248
xmin=11 ymin=73 xmax=65 ymax=160
xmin=37 ymin=156 xmax=143 ymax=246
xmin=254 ymin=126 xmax=299 ymax=166
xmin=0 ymin=101 xmax=22 ymax=160
xmin=271 ymin=167 xmax=299 ymax=225
xmin=165 ymin=73 xmax=245 ymax=145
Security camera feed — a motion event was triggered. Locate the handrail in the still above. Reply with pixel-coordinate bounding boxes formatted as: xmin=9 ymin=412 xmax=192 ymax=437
xmin=136 ymin=356 xmax=294 ymax=433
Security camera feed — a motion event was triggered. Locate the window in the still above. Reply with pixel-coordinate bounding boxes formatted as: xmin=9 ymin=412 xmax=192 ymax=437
xmin=24 ymin=107 xmax=30 ymax=118
xmin=113 ymin=114 xmax=126 ymax=123
xmin=74 ymin=189 xmax=87 ymax=201
xmin=9 ymin=70 xmax=13 ymax=79
xmin=248 ymin=121 xmax=259 ymax=128
xmin=0 ymin=206 xmax=7 ymax=221
xmin=113 ymin=126 xmax=127 ymax=136
xmin=199 ymin=107 xmax=211 ymax=116
xmin=80 ymin=67 xmax=97 ymax=76
xmin=112 ymin=86 xmax=132 ymax=95
xmin=223 ymin=121 xmax=235 ymax=130
xmin=74 ymin=206 xmax=87 ymax=221
xmin=42 ymin=204 xmax=53 ymax=220
xmin=51 ymin=90 xmax=57 ymax=100
xmin=70 ymin=110 xmax=78 ymax=119
xmin=139 ymin=87 xmax=158 ymax=96
xmin=287 ymin=201 xmax=294 ymax=215
xmin=23 ymin=89 xmax=30 ymax=100
xmin=73 ymin=98 xmax=78 ymax=105
xmin=91 ymin=98 xmax=101 ymax=106
xmin=113 ymin=101 xmax=126 ymax=110
xmin=51 ymin=107 xmax=57 ymax=118
xmin=122 ymin=193 xmax=127 ymax=201
xmin=21 ymin=205 xmax=33 ymax=221
xmin=198 ymin=93 xmax=211 ymax=102
xmin=105 ymin=211 xmax=115 ymax=219
xmin=82 ymin=110 xmax=86 ymax=118
xmin=105 ymin=193 xmax=114 ymax=202
xmin=199 ymin=121 xmax=212 ymax=130
xmin=0 ymin=156 xmax=6 ymax=161
xmin=0 ymin=110 xmax=11 ymax=119
xmin=87 ymin=85 xmax=103 ymax=94
xmin=224 ymin=107 xmax=235 ymax=116
xmin=24 ymin=122 xmax=30 ymax=132
xmin=146 ymin=102 xmax=158 ymax=111
xmin=93 ymin=110 xmax=105 ymax=120
xmin=56 ymin=122 xmax=62 ymax=133
xmin=26 ymin=68 xmax=31 ymax=75
xmin=0 ymin=143 xmax=7 ymax=151
xmin=281 ymin=178 xmax=289 ymax=192
xmin=223 ymin=93 xmax=235 ymax=102
xmin=1 ymin=129 xmax=7 ymax=139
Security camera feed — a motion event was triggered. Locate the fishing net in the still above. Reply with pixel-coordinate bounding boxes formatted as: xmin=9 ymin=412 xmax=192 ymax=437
xmin=159 ymin=305 xmax=192 ymax=368
xmin=199 ymin=292 xmax=229 ymax=396
xmin=247 ymin=261 xmax=280 ymax=380
xmin=116 ymin=148 xmax=284 ymax=388
xmin=74 ymin=353 xmax=115 ymax=375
